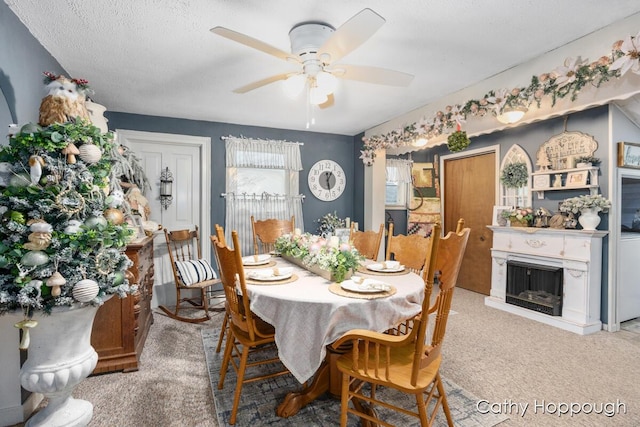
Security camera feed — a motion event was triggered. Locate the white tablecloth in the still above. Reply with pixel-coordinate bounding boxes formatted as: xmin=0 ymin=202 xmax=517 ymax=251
xmin=245 ymin=258 xmax=424 ymax=383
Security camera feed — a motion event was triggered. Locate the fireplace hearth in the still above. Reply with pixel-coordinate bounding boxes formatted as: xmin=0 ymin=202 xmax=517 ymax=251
xmin=506 ymin=261 xmax=563 ymax=316
xmin=486 ymin=226 xmax=607 ymax=335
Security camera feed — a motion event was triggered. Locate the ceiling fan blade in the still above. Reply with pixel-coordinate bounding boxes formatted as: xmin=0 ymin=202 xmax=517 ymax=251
xmin=318 ymin=8 xmax=385 ymax=64
xmin=210 ymin=26 xmax=298 ymax=63
xmin=331 ymin=64 xmax=414 ymax=87
xmin=232 ymin=73 xmax=290 ymax=94
xmin=319 ymin=93 xmax=335 ymax=109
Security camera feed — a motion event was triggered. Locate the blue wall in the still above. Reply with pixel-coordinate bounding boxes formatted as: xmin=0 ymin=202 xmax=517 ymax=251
xmin=104 ymin=112 xmax=358 ymax=234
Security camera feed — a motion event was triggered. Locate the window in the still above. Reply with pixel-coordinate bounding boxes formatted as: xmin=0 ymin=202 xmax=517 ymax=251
xmin=223 ymin=136 xmax=304 ymax=255
xmin=386 ymin=159 xmax=412 ymax=208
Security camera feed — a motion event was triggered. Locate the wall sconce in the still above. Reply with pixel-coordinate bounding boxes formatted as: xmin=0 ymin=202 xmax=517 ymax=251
xmin=160 ymin=166 xmax=173 ymax=210
xmin=497 ymin=105 xmax=528 ymax=124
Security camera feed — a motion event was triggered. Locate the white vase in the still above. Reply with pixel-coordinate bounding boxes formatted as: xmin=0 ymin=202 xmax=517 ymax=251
xmin=11 ymin=304 xmax=100 ymax=426
xmin=578 ymin=207 xmax=601 ymax=231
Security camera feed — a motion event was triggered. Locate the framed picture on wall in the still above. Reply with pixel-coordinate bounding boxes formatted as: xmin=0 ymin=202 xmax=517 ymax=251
xmin=566 ymin=171 xmax=589 ymax=187
xmin=492 ymin=205 xmax=512 ymax=226
xmin=618 ymin=142 xmax=640 ymax=169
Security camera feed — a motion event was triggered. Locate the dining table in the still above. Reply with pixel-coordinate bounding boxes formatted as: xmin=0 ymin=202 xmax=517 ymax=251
xmin=242 ymin=255 xmax=425 ymax=417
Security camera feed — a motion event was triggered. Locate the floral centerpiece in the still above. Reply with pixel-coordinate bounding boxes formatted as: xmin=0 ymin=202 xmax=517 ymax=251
xmin=559 ymin=194 xmax=611 ymax=214
xmin=275 ymin=232 xmax=364 ymax=283
xmin=501 ymin=207 xmax=534 ymax=227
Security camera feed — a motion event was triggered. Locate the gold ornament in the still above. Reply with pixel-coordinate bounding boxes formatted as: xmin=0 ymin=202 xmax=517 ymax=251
xmin=104 ymin=208 xmax=125 ymax=225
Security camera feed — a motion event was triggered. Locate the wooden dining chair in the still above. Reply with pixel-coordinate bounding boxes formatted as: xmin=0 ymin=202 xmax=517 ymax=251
xmin=349 ymin=223 xmax=384 ymax=260
xmin=332 ymin=223 xmax=443 ymax=427
xmin=385 ymin=222 xmax=434 ymax=275
xmin=212 ymin=231 xmax=290 ymax=425
xmin=211 ymin=224 xmax=230 ymax=353
xmin=251 ymin=215 xmax=295 ymax=255
xmin=332 ymin=225 xmax=470 ymax=426
xmin=387 ymin=218 xmax=469 ymax=338
xmin=160 ymin=226 xmax=219 ymax=323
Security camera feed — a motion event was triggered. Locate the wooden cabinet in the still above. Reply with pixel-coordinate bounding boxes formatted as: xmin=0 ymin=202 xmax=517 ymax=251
xmin=90 ymin=235 xmax=155 ymax=374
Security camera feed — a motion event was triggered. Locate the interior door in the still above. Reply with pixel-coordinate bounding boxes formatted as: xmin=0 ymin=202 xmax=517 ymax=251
xmin=443 ymin=151 xmax=495 ymax=295
xmin=117 ymin=130 xmax=211 ymax=308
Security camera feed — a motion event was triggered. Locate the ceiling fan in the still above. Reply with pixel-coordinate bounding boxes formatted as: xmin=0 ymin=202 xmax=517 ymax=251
xmin=210 ymin=8 xmax=414 ymax=108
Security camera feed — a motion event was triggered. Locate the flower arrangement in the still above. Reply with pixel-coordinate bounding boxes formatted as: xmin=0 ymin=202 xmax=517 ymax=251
xmin=560 ymin=194 xmax=612 ymax=214
xmin=315 ymin=211 xmax=346 ymax=236
xmin=502 ymin=207 xmax=534 ymax=225
xmin=360 ymin=30 xmax=640 ymax=163
xmin=500 ymin=162 xmax=529 ymax=188
xmin=0 ymin=120 xmax=135 ymax=316
xmin=275 ymin=232 xmax=364 ymax=283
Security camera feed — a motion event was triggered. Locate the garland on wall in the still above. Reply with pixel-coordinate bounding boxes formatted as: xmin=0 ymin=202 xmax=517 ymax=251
xmin=360 ymin=30 xmax=640 ymax=165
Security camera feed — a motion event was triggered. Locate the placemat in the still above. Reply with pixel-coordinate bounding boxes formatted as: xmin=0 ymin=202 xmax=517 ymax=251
xmin=246 ymin=274 xmax=298 ymax=285
xmin=357 ymin=265 xmax=411 ymax=276
xmin=328 ymin=282 xmax=396 ymax=299
xmin=243 ymin=259 xmax=277 ymax=268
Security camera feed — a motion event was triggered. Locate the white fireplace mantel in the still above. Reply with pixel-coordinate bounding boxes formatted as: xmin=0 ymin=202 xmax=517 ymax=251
xmin=485 ymin=226 xmax=608 ymax=335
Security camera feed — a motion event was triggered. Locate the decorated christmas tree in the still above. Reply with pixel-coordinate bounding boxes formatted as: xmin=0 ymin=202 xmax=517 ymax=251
xmin=0 ymin=73 xmax=134 ymax=323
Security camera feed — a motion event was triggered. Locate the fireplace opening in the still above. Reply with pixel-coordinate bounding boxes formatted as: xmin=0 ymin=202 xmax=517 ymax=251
xmin=506 ymin=261 xmax=563 ymax=316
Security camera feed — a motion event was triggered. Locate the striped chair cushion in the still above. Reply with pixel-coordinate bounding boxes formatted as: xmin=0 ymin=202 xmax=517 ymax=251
xmin=175 ymin=259 xmax=216 ymax=286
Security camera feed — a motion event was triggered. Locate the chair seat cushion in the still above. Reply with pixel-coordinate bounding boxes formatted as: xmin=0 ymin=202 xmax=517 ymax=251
xmin=175 ymin=258 xmax=217 ymax=286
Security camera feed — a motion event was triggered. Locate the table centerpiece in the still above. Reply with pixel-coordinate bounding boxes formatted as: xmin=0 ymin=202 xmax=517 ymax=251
xmin=275 ymin=231 xmax=364 ymax=283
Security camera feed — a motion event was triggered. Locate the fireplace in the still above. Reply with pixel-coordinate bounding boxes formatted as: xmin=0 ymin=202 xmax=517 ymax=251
xmin=485 ymin=226 xmax=607 ymax=335
xmin=506 ymin=261 xmax=563 ymax=316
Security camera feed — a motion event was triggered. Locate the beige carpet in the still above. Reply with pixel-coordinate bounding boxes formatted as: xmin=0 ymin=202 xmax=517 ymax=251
xmin=18 ymin=289 xmax=640 ymax=426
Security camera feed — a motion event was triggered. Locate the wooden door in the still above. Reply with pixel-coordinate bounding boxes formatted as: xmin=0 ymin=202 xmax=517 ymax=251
xmin=443 ymin=152 xmax=495 ymax=295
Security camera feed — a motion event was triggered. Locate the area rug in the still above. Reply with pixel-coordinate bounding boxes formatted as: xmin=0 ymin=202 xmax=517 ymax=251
xmin=202 ymin=328 xmax=508 ymax=426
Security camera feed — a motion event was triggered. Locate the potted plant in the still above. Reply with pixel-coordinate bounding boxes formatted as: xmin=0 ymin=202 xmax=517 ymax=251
xmin=574 ymin=155 xmax=601 ymax=168
xmin=559 ymin=194 xmax=611 ymax=230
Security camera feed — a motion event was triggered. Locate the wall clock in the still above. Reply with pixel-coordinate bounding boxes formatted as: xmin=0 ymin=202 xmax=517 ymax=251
xmin=308 ymin=160 xmax=345 ymax=201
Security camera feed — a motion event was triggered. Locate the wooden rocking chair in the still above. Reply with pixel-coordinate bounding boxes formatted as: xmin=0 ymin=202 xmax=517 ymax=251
xmin=159 ymin=226 xmax=219 ymax=323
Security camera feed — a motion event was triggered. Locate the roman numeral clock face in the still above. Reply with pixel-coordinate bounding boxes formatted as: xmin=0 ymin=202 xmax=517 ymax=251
xmin=308 ymin=160 xmax=346 ymax=201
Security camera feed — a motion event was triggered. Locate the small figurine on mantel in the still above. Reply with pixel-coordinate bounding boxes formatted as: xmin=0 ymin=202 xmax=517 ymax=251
xmin=534 ymin=207 xmax=553 ymax=228
xmin=536 ymin=149 xmax=551 ymax=171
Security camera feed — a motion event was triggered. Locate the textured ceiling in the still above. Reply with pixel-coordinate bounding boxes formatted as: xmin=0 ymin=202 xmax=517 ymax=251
xmin=6 ymin=0 xmax=640 ymax=135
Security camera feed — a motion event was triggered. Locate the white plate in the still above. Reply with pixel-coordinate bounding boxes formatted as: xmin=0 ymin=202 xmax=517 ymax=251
xmin=366 ymin=263 xmax=405 ymax=273
xmin=242 ymin=254 xmax=271 ymax=266
xmin=341 ymin=279 xmax=391 ymax=293
xmin=246 ymin=267 xmax=293 ymax=281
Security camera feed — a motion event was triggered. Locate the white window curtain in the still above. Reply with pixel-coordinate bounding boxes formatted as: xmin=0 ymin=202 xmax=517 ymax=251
xmin=223 ymin=136 xmax=304 ymax=255
xmin=386 ymin=158 xmax=413 ymax=184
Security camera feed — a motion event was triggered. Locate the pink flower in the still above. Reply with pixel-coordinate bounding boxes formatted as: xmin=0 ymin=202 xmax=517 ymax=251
xmin=339 ymin=243 xmax=351 ymax=252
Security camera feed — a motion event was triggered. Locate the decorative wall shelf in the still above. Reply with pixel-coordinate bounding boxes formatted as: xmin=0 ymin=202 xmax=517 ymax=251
xmin=531 ymin=166 xmax=599 ymax=199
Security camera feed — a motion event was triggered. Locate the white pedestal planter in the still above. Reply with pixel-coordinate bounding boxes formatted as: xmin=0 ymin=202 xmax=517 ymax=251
xmin=8 ymin=304 xmax=100 ymax=426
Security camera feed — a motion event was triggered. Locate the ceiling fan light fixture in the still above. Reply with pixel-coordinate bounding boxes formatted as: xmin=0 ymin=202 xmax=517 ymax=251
xmin=283 ymin=74 xmax=306 ymax=98
xmin=497 ymin=105 xmax=528 ymax=124
xmin=315 ymin=71 xmax=338 ymax=95
xmin=412 ymin=137 xmax=429 ymax=147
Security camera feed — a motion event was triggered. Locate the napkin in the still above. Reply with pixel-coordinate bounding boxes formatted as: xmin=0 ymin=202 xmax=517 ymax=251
xmin=249 ymin=267 xmax=293 ymax=279
xmin=360 ymin=279 xmax=391 ymax=292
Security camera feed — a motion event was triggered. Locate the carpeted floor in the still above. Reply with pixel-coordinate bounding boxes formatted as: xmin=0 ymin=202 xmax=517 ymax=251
xmin=202 ymin=327 xmax=508 ymax=427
